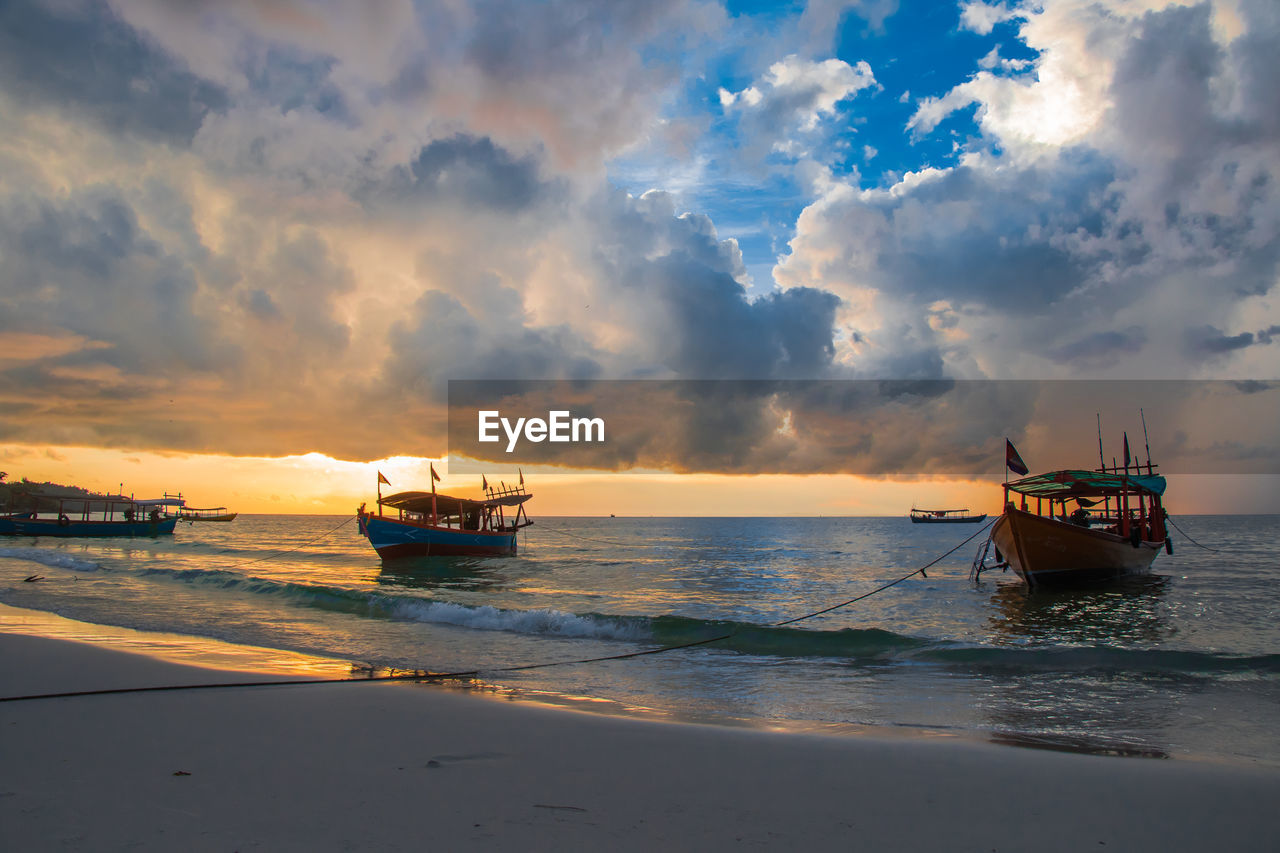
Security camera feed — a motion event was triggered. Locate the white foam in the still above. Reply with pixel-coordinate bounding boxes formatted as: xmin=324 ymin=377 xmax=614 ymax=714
xmin=389 ymin=598 xmax=647 ymax=641
xmin=0 ymin=547 xmax=103 ymax=573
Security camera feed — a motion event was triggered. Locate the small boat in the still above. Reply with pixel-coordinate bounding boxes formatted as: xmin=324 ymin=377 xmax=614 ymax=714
xmin=357 ymin=480 xmax=532 ymax=559
xmin=178 ymin=506 xmax=238 ymax=522
xmin=910 ymin=508 xmax=988 ymax=524
xmin=0 ymin=495 xmax=183 ymax=538
xmin=985 ymin=455 xmax=1171 ymax=588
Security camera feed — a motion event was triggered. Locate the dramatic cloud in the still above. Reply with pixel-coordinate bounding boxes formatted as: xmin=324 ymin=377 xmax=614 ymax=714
xmin=720 ymin=55 xmax=876 ymax=160
xmin=0 ymin=1 xmax=229 ymax=145
xmin=0 ymin=0 xmax=1275 ymax=478
xmin=781 ymin=0 xmax=1280 ymax=381
xmin=446 ymin=379 xmax=1280 ymax=476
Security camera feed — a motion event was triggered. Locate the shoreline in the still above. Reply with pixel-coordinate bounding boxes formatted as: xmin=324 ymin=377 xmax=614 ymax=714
xmin=3 ymin=626 xmax=1280 ymax=849
xmin=0 ymin=601 xmax=1272 ymax=768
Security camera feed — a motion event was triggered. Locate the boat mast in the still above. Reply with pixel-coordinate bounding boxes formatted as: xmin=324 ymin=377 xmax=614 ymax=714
xmin=1140 ymin=408 xmax=1153 ymax=475
xmin=1097 ymin=414 xmax=1111 ymax=521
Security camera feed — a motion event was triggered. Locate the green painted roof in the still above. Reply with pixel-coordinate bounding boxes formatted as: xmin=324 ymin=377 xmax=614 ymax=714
xmin=1005 ymin=469 xmax=1166 ymax=499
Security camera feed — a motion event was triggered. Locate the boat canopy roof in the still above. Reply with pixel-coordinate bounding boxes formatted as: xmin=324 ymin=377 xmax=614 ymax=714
xmin=1006 ymin=469 xmax=1166 ymax=499
xmin=378 ymin=490 xmax=530 ymax=515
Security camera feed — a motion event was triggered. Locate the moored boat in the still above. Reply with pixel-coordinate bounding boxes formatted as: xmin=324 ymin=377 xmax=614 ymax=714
xmin=910 ymin=508 xmax=987 ymax=524
xmin=357 ymin=474 xmax=532 ymax=559
xmin=988 ymin=466 xmax=1170 ymax=588
xmin=179 ymin=506 xmax=238 ymax=522
xmin=0 ymin=495 xmax=183 ymax=538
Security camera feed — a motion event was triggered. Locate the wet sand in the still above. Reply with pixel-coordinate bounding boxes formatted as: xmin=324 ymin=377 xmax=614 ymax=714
xmin=2 ymin=631 xmax=1278 ymax=851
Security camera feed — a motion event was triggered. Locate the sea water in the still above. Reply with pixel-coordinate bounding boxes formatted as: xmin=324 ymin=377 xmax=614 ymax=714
xmin=2 ymin=515 xmax=1277 ymax=765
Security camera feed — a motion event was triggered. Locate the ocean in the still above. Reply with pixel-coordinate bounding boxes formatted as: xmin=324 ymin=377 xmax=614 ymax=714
xmin=2 ymin=514 xmax=1278 ymax=765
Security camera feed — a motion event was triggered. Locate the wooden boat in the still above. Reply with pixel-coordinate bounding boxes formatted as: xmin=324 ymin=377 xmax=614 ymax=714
xmin=910 ymin=508 xmax=987 ymax=524
xmin=178 ymin=506 xmax=238 ymax=522
xmin=357 ymin=481 xmax=532 ymax=559
xmin=989 ymin=466 xmax=1170 ymax=588
xmin=0 ymin=495 xmax=182 ymax=538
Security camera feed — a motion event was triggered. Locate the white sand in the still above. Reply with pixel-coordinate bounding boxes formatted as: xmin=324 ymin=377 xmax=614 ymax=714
xmin=2 ymin=632 xmax=1278 ymax=852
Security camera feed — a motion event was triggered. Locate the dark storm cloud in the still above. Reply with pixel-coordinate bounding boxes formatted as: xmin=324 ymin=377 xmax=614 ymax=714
xmin=1051 ymin=327 xmax=1148 ymax=366
xmin=361 ymin=183 xmax=848 ymax=460
xmin=1186 ymin=325 xmax=1257 ymax=356
xmin=0 ymin=187 xmax=218 ymax=371
xmin=448 ymin=379 xmax=1280 ymax=475
xmin=1254 ymin=325 xmax=1280 ymax=345
xmin=789 ymin=149 xmax=1117 ymax=314
xmin=0 ymin=181 xmax=371 ymax=455
xmin=621 ymin=253 xmax=840 ymax=379
xmin=579 ymin=188 xmax=842 ymax=380
xmin=382 ymin=289 xmax=603 ymax=404
xmin=405 ymin=135 xmax=549 ymax=212
xmin=357 ymin=134 xmax=565 ymax=216
xmin=245 ymin=49 xmax=353 ymax=125
xmin=0 ymin=0 xmax=227 ymax=145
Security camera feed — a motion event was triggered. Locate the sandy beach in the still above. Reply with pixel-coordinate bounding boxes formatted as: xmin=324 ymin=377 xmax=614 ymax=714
xmin=1 ymin=632 xmax=1277 ymax=851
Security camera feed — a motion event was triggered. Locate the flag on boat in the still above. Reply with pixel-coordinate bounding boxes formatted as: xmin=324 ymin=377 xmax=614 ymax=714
xmin=482 ymin=475 xmax=488 ymax=492
xmin=519 ymin=468 xmax=524 ymax=486
xmin=377 ymin=471 xmax=391 ymax=486
xmin=1005 ymin=439 xmax=1029 ymax=476
xmin=430 ymin=463 xmax=440 ymax=482
xmin=1123 ymin=432 xmax=1131 ymax=468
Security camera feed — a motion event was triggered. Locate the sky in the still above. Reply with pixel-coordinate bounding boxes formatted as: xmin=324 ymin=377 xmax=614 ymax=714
xmin=0 ymin=0 xmax=1277 ymax=515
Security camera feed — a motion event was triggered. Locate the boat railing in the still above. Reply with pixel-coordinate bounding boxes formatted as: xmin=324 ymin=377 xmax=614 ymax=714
xmin=484 ymin=484 xmax=529 ymax=499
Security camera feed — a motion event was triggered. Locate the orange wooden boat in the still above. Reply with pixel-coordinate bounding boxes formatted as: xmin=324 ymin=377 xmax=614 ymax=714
xmin=987 ymin=467 xmax=1171 ymax=587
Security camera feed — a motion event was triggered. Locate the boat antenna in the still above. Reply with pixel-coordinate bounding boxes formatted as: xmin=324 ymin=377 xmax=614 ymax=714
xmin=1096 ymin=413 xmax=1106 ymax=472
xmin=1140 ymin=407 xmax=1153 ymax=474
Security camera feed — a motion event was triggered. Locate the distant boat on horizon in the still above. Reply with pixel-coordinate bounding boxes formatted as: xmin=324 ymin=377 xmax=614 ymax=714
xmin=910 ymin=508 xmax=987 ymax=524
xmin=178 ymin=506 xmax=238 ymax=522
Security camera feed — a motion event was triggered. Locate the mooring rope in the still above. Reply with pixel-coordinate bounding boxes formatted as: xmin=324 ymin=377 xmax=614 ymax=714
xmin=774 ymin=517 xmax=995 ymax=627
xmin=223 ymin=516 xmax=355 ymax=568
xmin=1 ymin=521 xmax=994 ymax=704
xmin=1164 ymin=514 xmax=1248 ymax=554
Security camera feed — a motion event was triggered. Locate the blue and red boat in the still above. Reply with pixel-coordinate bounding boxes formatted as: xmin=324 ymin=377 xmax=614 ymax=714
xmin=0 ymin=495 xmax=183 ymax=538
xmin=357 ymin=479 xmax=532 ymax=559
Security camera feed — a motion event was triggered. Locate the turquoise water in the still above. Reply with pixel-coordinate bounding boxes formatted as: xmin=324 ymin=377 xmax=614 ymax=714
xmin=2 ymin=515 xmax=1278 ymax=764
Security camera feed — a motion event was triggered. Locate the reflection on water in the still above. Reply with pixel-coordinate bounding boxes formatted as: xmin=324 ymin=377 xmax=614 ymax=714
xmin=376 ymin=555 xmax=509 ymax=594
xmin=976 ymin=575 xmax=1182 ymax=760
xmin=985 ymin=575 xmax=1171 ymax=647
xmin=989 ymin=730 xmax=1169 ymax=759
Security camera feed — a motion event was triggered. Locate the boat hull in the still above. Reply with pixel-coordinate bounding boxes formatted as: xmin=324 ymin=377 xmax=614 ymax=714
xmin=180 ymin=513 xmax=238 ymax=522
xmin=0 ymin=516 xmax=179 ymax=537
xmin=991 ymin=508 xmax=1161 ymax=588
xmin=360 ymin=515 xmax=518 ymax=559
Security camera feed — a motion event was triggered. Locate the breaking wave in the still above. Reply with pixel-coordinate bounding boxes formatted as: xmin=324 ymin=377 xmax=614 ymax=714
xmin=0 ymin=547 xmax=103 ymax=573
xmin=111 ymin=565 xmax=1280 ymax=678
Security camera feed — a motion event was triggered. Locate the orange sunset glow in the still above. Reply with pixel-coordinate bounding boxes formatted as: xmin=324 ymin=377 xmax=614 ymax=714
xmin=0 ymin=443 xmax=1269 ymax=517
